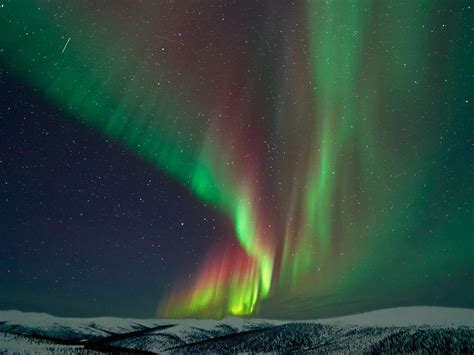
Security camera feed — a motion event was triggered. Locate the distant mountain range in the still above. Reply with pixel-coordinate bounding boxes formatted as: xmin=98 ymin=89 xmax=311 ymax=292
xmin=0 ymin=307 xmax=472 ymax=353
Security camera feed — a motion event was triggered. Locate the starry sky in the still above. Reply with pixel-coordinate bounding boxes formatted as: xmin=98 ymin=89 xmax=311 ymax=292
xmin=1 ymin=0 xmax=473 ymax=319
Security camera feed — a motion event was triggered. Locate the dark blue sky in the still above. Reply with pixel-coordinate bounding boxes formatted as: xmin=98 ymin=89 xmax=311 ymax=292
xmin=0 ymin=74 xmax=230 ymax=317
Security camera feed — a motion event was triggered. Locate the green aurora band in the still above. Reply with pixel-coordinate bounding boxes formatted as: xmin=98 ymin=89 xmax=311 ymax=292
xmin=1 ymin=0 xmax=472 ymax=318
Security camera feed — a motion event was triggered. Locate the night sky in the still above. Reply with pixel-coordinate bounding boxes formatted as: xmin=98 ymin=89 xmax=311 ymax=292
xmin=1 ymin=1 xmax=473 ymax=319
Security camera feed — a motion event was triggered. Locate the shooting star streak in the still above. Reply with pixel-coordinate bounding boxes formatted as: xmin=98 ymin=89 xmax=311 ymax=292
xmin=156 ymin=35 xmax=184 ymax=46
xmin=61 ymin=37 xmax=71 ymax=53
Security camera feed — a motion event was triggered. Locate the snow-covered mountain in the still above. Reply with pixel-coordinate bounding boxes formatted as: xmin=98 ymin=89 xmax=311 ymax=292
xmin=315 ymin=306 xmax=474 ymax=327
xmin=0 ymin=307 xmax=472 ymax=353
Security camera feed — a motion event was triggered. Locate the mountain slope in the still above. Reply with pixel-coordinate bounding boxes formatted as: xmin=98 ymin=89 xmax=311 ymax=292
xmin=0 ymin=307 xmax=472 ymax=353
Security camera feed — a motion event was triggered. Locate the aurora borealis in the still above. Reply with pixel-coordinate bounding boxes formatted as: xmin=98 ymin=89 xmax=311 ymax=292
xmin=1 ymin=1 xmax=473 ymax=319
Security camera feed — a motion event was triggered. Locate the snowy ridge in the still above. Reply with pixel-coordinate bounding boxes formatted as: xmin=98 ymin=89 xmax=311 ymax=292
xmin=0 ymin=310 xmax=172 ymax=341
xmin=0 ymin=309 xmax=172 ymax=330
xmin=314 ymin=306 xmax=474 ymax=327
xmin=0 ymin=307 xmax=472 ymax=353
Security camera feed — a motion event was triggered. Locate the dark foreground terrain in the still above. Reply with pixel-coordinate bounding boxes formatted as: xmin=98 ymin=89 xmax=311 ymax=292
xmin=0 ymin=307 xmax=472 ymax=353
